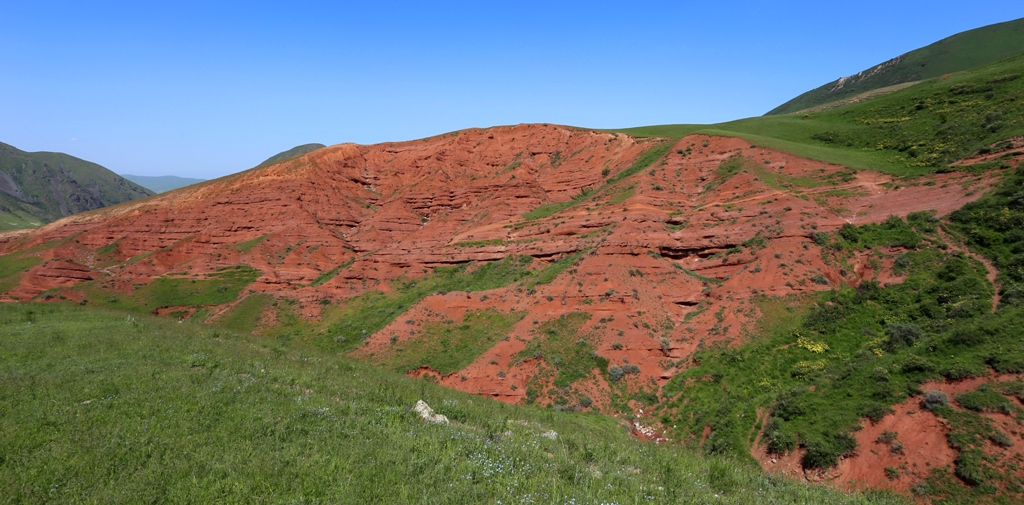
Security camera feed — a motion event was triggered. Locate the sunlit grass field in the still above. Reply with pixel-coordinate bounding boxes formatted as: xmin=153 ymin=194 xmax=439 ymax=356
xmin=0 ymin=303 xmax=904 ymax=504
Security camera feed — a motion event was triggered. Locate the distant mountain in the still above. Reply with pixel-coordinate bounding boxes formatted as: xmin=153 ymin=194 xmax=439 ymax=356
xmin=0 ymin=142 xmax=153 ymax=231
xmin=257 ymin=143 xmax=326 ymax=167
xmin=767 ymin=17 xmax=1024 ymax=115
xmin=121 ymin=174 xmax=206 ymax=194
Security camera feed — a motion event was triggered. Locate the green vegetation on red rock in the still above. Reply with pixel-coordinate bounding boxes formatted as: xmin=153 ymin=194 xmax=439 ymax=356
xmin=522 ymin=141 xmax=671 ymax=221
xmin=383 ymin=309 xmax=526 ymax=374
xmin=656 ymin=167 xmax=1024 ymax=503
xmin=216 ymin=292 xmax=272 ymax=334
xmin=519 ymin=312 xmax=606 ymax=396
xmin=948 ymin=165 xmax=1024 ymax=306
xmin=660 ymin=214 xmax=1001 ymax=463
xmin=71 ymin=265 xmax=261 ymax=313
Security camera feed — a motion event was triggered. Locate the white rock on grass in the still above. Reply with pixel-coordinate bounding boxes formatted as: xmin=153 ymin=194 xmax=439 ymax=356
xmin=541 ymin=430 xmax=558 ymax=440
xmin=413 ymin=400 xmax=449 ymax=425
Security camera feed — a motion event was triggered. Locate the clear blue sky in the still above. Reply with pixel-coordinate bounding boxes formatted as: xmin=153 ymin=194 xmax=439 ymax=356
xmin=2 ymin=1 xmax=1022 ymax=179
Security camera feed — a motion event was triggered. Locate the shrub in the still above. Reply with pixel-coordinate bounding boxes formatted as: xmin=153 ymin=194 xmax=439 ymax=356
xmin=764 ymin=418 xmax=797 ymax=455
xmin=608 ymin=365 xmax=624 ymax=382
xmin=703 ymin=431 xmax=736 ymax=456
xmin=990 ymin=429 xmax=1014 ymax=448
xmin=901 ymin=354 xmax=934 ymax=373
xmin=987 ymin=353 xmax=1024 ymax=373
xmin=839 ymin=223 xmax=859 ymax=243
xmin=876 ymin=430 xmax=898 ymax=444
xmin=802 ymin=433 xmax=856 ymax=469
xmin=956 ymin=386 xmax=1013 ymax=414
xmin=942 ymin=362 xmax=982 ymax=380
xmin=1002 ymin=284 xmax=1024 ymax=305
xmin=955 ymin=448 xmax=987 ymax=486
xmin=772 ymin=390 xmax=807 ymax=421
xmin=884 ymin=323 xmax=924 ymax=351
xmin=894 ymin=254 xmax=910 ymax=270
xmin=863 ymin=404 xmax=894 ymax=423
xmin=923 ymin=390 xmax=949 ymax=410
xmin=949 ymin=327 xmax=986 ymax=347
xmin=912 ymin=481 xmax=935 ymax=496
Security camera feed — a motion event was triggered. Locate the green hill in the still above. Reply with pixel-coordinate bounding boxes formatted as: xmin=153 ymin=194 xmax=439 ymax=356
xmin=0 ymin=142 xmax=153 ymax=231
xmin=257 ymin=143 xmax=327 ymax=167
xmin=616 ymin=52 xmax=1024 ymax=175
xmin=121 ymin=174 xmax=206 ymax=194
xmin=767 ymin=17 xmax=1024 ymax=116
xmin=0 ymin=303 xmax=902 ymax=504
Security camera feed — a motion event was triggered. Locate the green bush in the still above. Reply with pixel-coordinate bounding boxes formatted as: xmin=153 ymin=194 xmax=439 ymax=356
xmin=884 ymin=323 xmax=924 ymax=351
xmin=955 ymin=448 xmax=989 ymax=486
xmin=764 ymin=418 xmax=797 ymax=455
xmin=802 ymin=433 xmax=857 ymax=469
xmin=956 ymin=386 xmax=1013 ymax=414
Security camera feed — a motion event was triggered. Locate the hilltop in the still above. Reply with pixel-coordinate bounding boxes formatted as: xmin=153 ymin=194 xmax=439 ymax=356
xmin=767 ymin=17 xmax=1024 ymax=115
xmin=0 ymin=142 xmax=153 ymax=231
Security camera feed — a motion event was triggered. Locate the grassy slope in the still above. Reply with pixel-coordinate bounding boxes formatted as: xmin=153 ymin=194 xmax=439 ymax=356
xmin=0 ymin=142 xmax=154 ymax=229
xmin=382 ymin=309 xmax=526 ymax=374
xmin=615 ymin=54 xmax=1024 ymax=176
xmin=120 ymin=174 xmax=206 ymax=194
xmin=767 ymin=17 xmax=1024 ymax=115
xmin=256 ymin=143 xmax=327 ymax=167
xmin=0 ymin=191 xmax=46 ymax=231
xmin=244 ymin=254 xmax=586 ymax=359
xmin=0 ymin=303 xmax=905 ymax=504
xmin=71 ymin=265 xmax=261 ymax=314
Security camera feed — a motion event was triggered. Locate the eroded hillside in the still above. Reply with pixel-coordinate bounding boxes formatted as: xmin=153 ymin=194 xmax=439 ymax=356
xmin=1 ymin=123 xmax=1019 ymax=499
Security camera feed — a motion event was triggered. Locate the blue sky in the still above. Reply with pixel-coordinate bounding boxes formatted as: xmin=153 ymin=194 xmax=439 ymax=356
xmin=2 ymin=1 xmax=1022 ymax=178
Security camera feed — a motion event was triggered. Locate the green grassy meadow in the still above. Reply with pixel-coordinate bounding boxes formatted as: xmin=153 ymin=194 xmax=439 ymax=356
xmin=0 ymin=302 xmax=907 ymax=505
xmin=614 ymin=55 xmax=1024 ymax=176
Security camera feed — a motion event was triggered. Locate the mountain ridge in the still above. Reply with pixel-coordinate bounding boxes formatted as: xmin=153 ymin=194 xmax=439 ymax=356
xmin=0 ymin=142 xmax=153 ymax=231
xmin=767 ymin=17 xmax=1024 ymax=115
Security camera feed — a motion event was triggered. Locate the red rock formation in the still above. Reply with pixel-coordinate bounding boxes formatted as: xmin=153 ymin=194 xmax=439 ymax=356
xmin=0 ymin=124 xmax=1003 ymax=423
